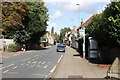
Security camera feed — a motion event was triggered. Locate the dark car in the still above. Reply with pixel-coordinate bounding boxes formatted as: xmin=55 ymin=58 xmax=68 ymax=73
xmin=57 ymin=44 xmax=65 ymax=52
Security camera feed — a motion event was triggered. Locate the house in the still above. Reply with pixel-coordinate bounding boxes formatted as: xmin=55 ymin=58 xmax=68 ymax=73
xmin=64 ymin=32 xmax=71 ymax=45
xmin=48 ymin=34 xmax=55 ymax=45
xmin=80 ymin=14 xmax=97 ymax=28
xmin=71 ymin=14 xmax=97 ymax=58
xmin=41 ymin=32 xmax=55 ymax=47
xmin=71 ymin=26 xmax=79 ymax=48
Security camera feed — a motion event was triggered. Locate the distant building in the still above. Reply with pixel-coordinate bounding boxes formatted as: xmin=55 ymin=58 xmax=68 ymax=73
xmin=80 ymin=14 xmax=97 ymax=28
xmin=48 ymin=34 xmax=55 ymax=45
xmin=70 ymin=14 xmax=97 ymax=57
xmin=41 ymin=32 xmax=55 ymax=46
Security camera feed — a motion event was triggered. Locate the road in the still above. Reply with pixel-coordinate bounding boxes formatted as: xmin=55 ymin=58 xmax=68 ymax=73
xmin=1 ymin=46 xmax=64 ymax=79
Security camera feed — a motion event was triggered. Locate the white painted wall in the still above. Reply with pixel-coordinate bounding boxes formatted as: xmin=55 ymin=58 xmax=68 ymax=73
xmin=0 ymin=39 xmax=4 ymax=50
xmin=48 ymin=35 xmax=54 ymax=45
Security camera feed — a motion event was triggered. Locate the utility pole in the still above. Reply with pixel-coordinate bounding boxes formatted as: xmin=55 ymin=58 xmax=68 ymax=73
xmin=76 ymin=4 xmax=80 ymax=26
xmin=76 ymin=4 xmax=80 ymax=37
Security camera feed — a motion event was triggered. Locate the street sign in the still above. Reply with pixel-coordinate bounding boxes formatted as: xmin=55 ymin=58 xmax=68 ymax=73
xmin=79 ymin=30 xmax=85 ymax=37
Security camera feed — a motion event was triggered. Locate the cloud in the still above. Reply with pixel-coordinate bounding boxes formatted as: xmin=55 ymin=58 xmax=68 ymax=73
xmin=97 ymin=4 xmax=107 ymax=14
xmin=47 ymin=22 xmax=57 ymax=33
xmin=44 ymin=0 xmax=110 ymax=2
xmin=50 ymin=10 xmax=63 ymax=19
xmin=46 ymin=0 xmax=110 ymax=14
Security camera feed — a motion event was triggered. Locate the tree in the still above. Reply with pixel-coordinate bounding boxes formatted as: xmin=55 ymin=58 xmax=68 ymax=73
xmin=2 ymin=2 xmax=49 ymax=45
xmin=51 ymin=26 xmax=54 ymax=35
xmin=2 ymin=2 xmax=28 ymax=32
xmin=86 ymin=2 xmax=120 ymax=48
xmin=60 ymin=27 xmax=71 ymax=42
xmin=54 ymin=32 xmax=59 ymax=42
xmin=2 ymin=2 xmax=30 ymax=44
xmin=27 ymin=2 xmax=49 ymax=44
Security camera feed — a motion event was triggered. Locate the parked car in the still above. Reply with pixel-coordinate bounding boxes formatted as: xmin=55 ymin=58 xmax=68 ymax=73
xmin=62 ymin=43 xmax=66 ymax=47
xmin=57 ymin=44 xmax=65 ymax=52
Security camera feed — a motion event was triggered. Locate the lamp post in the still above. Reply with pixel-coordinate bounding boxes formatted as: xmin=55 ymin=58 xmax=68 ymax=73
xmin=76 ymin=4 xmax=80 ymax=26
xmin=76 ymin=4 xmax=80 ymax=38
xmin=76 ymin=4 xmax=85 ymax=58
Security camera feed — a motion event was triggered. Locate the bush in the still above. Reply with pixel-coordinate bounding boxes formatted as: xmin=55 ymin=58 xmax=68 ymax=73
xmin=86 ymin=2 xmax=120 ymax=48
xmin=7 ymin=44 xmax=17 ymax=52
xmin=49 ymin=44 xmax=54 ymax=46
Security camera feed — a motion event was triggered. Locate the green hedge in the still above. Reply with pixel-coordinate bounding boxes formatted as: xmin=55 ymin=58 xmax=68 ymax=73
xmin=7 ymin=44 xmax=17 ymax=52
xmin=49 ymin=44 xmax=54 ymax=46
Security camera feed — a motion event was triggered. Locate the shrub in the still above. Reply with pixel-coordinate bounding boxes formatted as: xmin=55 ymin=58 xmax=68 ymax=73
xmin=7 ymin=44 xmax=17 ymax=52
xmin=49 ymin=44 xmax=54 ymax=46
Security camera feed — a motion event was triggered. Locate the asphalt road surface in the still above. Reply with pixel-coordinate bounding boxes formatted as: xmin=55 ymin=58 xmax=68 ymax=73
xmin=1 ymin=46 xmax=65 ymax=79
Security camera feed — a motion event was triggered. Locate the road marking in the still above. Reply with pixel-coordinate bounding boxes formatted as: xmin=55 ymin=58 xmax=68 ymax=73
xmin=3 ymin=70 xmax=9 ymax=73
xmin=21 ymin=63 xmax=25 ymax=66
xmin=44 ymin=65 xmax=48 ymax=68
xmin=34 ymin=55 xmax=39 ymax=57
xmin=44 ymin=75 xmax=48 ymax=80
xmin=30 ymin=64 xmax=36 ymax=67
xmin=7 ymin=72 xmax=17 ymax=74
xmin=5 ymin=57 xmax=9 ymax=58
xmin=22 ymin=58 xmax=30 ymax=61
xmin=57 ymin=55 xmax=63 ymax=63
xmin=28 ymin=61 xmax=31 ymax=63
xmin=42 ymin=62 xmax=45 ymax=64
xmin=13 ymin=54 xmax=16 ymax=56
xmin=14 ymin=54 xmax=20 ymax=56
xmin=32 ymin=59 xmax=35 ymax=61
xmin=32 ymin=73 xmax=47 ymax=76
xmin=3 ymin=56 xmax=9 ymax=58
xmin=0 ymin=64 xmax=14 ymax=70
xmin=12 ymin=66 xmax=18 ymax=69
xmin=32 ymin=61 xmax=37 ymax=64
xmin=50 ymin=65 xmax=57 ymax=73
xmin=38 ymin=61 xmax=41 ymax=64
xmin=50 ymin=55 xmax=63 ymax=73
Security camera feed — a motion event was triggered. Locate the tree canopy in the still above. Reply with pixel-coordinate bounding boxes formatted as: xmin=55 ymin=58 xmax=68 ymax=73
xmin=2 ymin=2 xmax=49 ymax=44
xmin=2 ymin=2 xmax=28 ymax=31
xmin=51 ymin=26 xmax=54 ymax=35
xmin=86 ymin=2 xmax=120 ymax=48
xmin=27 ymin=2 xmax=49 ymax=43
xmin=60 ymin=27 xmax=71 ymax=42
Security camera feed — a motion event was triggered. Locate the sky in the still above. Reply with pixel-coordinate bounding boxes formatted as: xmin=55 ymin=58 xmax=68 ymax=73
xmin=44 ymin=0 xmax=111 ymax=34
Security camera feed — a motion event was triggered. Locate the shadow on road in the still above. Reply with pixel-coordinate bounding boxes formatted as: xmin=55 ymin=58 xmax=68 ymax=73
xmin=28 ymin=47 xmax=49 ymax=50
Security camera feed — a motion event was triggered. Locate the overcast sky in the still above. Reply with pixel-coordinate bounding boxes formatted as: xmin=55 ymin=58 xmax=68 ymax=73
xmin=44 ymin=0 xmax=111 ymax=34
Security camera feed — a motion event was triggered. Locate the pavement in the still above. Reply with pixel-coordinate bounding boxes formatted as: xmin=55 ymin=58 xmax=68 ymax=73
xmin=51 ymin=46 xmax=108 ymax=78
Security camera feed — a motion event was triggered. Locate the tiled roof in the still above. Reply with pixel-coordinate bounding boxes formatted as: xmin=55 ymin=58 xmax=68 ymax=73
xmin=71 ymin=14 xmax=97 ymax=35
xmin=80 ymin=14 xmax=97 ymax=28
xmin=71 ymin=27 xmax=79 ymax=35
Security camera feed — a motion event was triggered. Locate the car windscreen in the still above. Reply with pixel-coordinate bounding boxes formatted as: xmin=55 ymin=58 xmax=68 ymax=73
xmin=58 ymin=46 xmax=65 ymax=48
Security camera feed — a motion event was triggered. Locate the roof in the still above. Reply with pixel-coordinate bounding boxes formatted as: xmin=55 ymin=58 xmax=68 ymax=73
xmin=70 ymin=14 xmax=97 ymax=36
xmin=80 ymin=14 xmax=97 ymax=28
xmin=71 ymin=27 xmax=79 ymax=35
